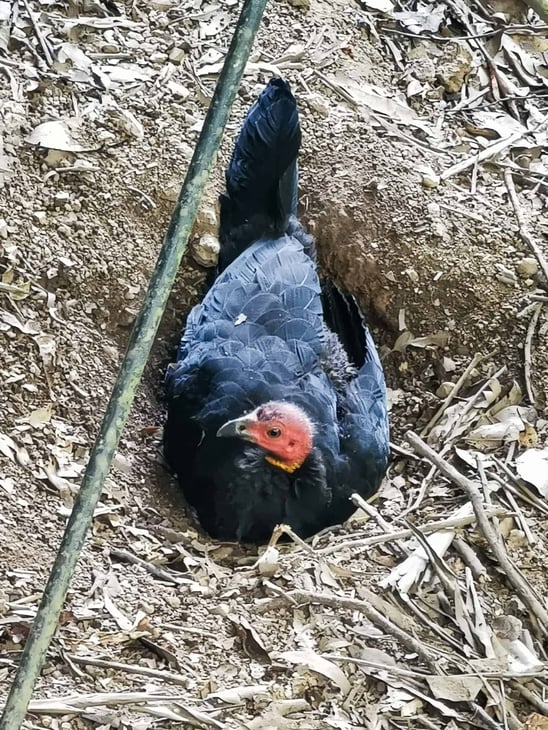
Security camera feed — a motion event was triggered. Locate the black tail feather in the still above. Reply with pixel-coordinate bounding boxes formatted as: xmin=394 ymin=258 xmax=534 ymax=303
xmin=321 ymin=279 xmax=367 ymax=369
xmin=218 ymin=78 xmax=301 ymax=272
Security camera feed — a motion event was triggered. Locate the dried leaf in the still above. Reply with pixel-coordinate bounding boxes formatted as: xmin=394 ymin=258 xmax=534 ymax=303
xmin=279 ymin=649 xmax=351 ymax=694
xmin=426 ymin=675 xmax=482 ymax=702
xmin=34 ymin=334 xmax=56 ymax=368
xmin=225 ymin=612 xmax=271 ymax=664
xmin=209 ymin=684 xmax=270 ymax=704
xmin=515 ymin=449 xmax=548 ymax=498
xmin=26 ymin=120 xmax=99 ymax=152
xmin=1 ymin=312 xmax=41 ymax=334
xmin=392 ymin=5 xmax=445 ymax=33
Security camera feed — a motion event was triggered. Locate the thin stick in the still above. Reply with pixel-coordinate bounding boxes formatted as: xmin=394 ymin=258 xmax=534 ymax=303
xmin=449 ymin=365 xmax=507 ymax=440
xmin=66 ymin=654 xmax=189 ymax=686
xmin=351 ymin=493 xmax=410 ymax=555
xmin=420 ymin=353 xmax=483 ymax=437
xmin=406 ymin=431 xmax=548 ymax=631
xmin=315 ymin=508 xmax=508 ymax=555
xmin=453 ymin=538 xmax=488 ymax=580
xmin=524 ymin=303 xmax=542 ymax=405
xmin=504 ymin=169 xmax=548 ymax=284
xmin=441 ymin=130 xmax=532 ymax=181
xmin=21 ymin=0 xmax=54 ymax=66
xmin=109 ymin=548 xmax=182 ymax=585
xmin=258 ymin=589 xmax=441 ymax=672
xmin=502 ymin=488 xmax=536 ymax=545
xmin=512 ymin=681 xmax=548 ymax=715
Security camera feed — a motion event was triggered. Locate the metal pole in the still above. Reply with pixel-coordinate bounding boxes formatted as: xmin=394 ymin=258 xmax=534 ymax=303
xmin=0 ymin=1 xmax=268 ymax=726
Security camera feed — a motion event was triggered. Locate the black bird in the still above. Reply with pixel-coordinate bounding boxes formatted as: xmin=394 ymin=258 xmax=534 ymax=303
xmin=164 ymin=78 xmax=389 ymax=543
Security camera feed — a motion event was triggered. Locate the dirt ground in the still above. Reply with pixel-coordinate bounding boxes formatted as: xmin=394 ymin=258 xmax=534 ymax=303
xmin=1 ymin=0 xmax=547 ymax=728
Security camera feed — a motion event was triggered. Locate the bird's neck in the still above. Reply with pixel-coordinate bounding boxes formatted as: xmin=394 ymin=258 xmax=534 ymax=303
xmin=264 ymin=455 xmax=303 ymax=473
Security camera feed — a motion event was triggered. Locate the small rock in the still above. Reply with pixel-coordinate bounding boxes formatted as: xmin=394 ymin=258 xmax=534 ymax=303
xmin=516 ymin=257 xmax=538 ymax=278
xmin=426 ymin=202 xmax=441 ymax=217
xmin=436 ymin=382 xmax=454 ymax=398
xmin=306 ymin=94 xmax=329 ymax=117
xmin=169 ymin=46 xmax=186 ymax=64
xmin=288 ymin=0 xmax=310 ymax=7
xmin=436 ymin=42 xmax=472 ymax=94
xmin=192 ymin=234 xmax=220 ymax=268
xmin=405 ymin=267 xmax=419 ymax=284
xmin=420 ymin=167 xmax=440 ymax=188
xmin=33 ymin=211 xmax=47 ymax=225
xmin=495 ymin=263 xmax=518 ymax=287
xmin=54 ymin=191 xmax=70 ymax=206
xmin=159 ymin=180 xmax=180 ymax=202
xmin=195 ymin=205 xmax=219 ymax=235
xmin=407 ymin=46 xmax=436 ymax=83
xmin=165 ymin=594 xmax=181 ymax=609
xmin=0 ymin=218 xmax=8 ymax=238
xmin=150 ymin=51 xmax=168 ymax=64
xmin=168 ymin=80 xmax=190 ymax=98
xmin=431 ymin=218 xmax=449 ymax=240
xmin=493 ymin=615 xmax=522 ymax=641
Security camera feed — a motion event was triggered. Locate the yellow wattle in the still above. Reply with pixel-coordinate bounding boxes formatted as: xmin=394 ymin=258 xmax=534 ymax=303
xmin=265 ymin=455 xmax=302 ymax=473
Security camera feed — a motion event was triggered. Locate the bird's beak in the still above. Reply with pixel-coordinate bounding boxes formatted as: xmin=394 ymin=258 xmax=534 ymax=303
xmin=216 ymin=414 xmax=254 ymax=440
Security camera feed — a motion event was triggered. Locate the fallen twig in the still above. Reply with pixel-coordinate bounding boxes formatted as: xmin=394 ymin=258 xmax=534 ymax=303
xmin=351 ymin=493 xmax=410 ymax=556
xmin=4 ymin=691 xmax=189 ymax=714
xmin=109 ymin=548 xmax=182 ymax=585
xmin=257 ymin=589 xmax=441 ymax=671
xmin=66 ymin=654 xmax=189 ymax=686
xmin=504 ymin=169 xmax=548 ymax=284
xmin=420 ymin=353 xmax=484 ymax=437
xmin=441 ymin=131 xmax=532 ymax=181
xmin=405 ymin=431 xmax=548 ymax=632
xmin=453 ymin=537 xmax=488 ymax=580
xmin=524 ymin=303 xmax=543 ymax=405
xmin=315 ymin=508 xmax=508 ymax=555
xmin=21 ymin=0 xmax=54 ymax=66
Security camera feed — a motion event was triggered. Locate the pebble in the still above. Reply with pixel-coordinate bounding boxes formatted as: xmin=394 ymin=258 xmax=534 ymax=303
xmin=420 ymin=167 xmax=440 ymax=188
xmin=150 ymin=51 xmax=168 ymax=64
xmin=192 ymin=233 xmax=220 ymax=268
xmin=165 ymin=594 xmax=181 ymax=608
xmin=195 ymin=205 xmax=218 ymax=234
xmin=168 ymin=80 xmax=190 ymax=98
xmin=33 ymin=211 xmax=47 ymax=225
xmin=436 ymin=382 xmax=454 ymax=398
xmin=54 ymin=191 xmax=70 ymax=206
xmin=0 ymin=218 xmax=8 ymax=238
xmin=169 ymin=46 xmax=186 ymax=64
xmin=516 ymin=257 xmax=538 ymax=277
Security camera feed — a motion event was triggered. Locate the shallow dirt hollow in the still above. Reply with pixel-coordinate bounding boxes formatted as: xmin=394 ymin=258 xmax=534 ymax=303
xmin=1 ymin=0 xmax=547 ymax=728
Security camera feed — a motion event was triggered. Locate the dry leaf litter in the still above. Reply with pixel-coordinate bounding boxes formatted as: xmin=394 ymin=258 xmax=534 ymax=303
xmin=0 ymin=0 xmax=547 ymax=727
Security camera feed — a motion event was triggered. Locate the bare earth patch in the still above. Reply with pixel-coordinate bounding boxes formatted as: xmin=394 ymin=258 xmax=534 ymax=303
xmin=0 ymin=0 xmax=547 ymax=728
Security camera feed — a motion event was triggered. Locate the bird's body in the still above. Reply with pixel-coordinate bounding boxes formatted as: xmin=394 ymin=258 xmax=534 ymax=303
xmin=164 ymin=79 xmax=389 ymax=543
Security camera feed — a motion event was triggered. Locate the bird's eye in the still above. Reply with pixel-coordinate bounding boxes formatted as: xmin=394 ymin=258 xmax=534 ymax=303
xmin=267 ymin=427 xmax=281 ymax=438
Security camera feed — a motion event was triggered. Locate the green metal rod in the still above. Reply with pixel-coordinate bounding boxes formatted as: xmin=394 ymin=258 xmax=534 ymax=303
xmin=0 ymin=1 xmax=268 ymax=726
